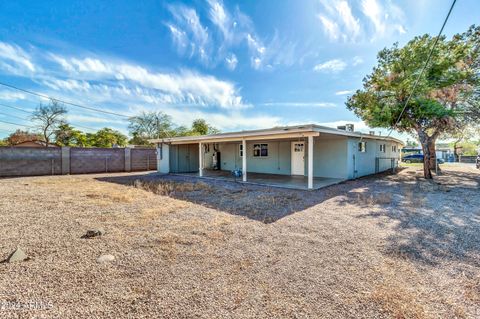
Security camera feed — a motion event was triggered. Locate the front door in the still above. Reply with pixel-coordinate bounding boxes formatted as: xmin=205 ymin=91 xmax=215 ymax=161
xmin=291 ymin=142 xmax=305 ymax=175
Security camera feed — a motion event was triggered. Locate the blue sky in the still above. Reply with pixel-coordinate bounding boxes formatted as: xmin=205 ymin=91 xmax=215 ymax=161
xmin=0 ymin=0 xmax=478 ymax=140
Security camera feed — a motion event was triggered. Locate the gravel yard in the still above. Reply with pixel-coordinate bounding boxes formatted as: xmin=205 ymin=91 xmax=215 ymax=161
xmin=0 ymin=165 xmax=479 ymax=318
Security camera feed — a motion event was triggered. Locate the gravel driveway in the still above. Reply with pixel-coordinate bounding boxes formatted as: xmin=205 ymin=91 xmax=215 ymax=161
xmin=0 ymin=166 xmax=479 ymax=318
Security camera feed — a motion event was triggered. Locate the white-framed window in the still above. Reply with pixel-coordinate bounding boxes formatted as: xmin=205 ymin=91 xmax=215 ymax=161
xmin=380 ymin=144 xmax=386 ymax=152
xmin=239 ymin=144 xmax=243 ymax=157
xmin=253 ymin=143 xmax=268 ymax=157
xmin=358 ymin=141 xmax=367 ymax=153
xmin=392 ymin=145 xmax=397 ymax=152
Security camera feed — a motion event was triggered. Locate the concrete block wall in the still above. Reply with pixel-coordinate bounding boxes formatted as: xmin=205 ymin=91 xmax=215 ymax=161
xmin=0 ymin=147 xmax=62 ymax=177
xmin=131 ymin=148 xmax=157 ymax=171
xmin=0 ymin=146 xmax=157 ymax=177
xmin=70 ymin=147 xmax=125 ymax=174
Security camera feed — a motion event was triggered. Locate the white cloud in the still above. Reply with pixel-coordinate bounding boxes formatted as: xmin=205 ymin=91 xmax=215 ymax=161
xmin=0 ymin=42 xmax=36 ymax=73
xmin=165 ymin=0 xmax=295 ymax=71
xmin=259 ymin=102 xmax=336 ymax=108
xmin=352 ymin=56 xmax=363 ymax=66
xmin=318 ymin=1 xmax=360 ymax=42
xmin=166 ymin=4 xmax=210 ymax=64
xmin=313 ymin=59 xmax=347 ymax=73
xmin=335 ymin=90 xmax=354 ymax=96
xmin=318 ymin=0 xmax=406 ymax=42
xmin=0 ymin=90 xmax=27 ymax=101
xmin=48 ymin=55 xmax=248 ymax=110
xmin=335 ymin=1 xmax=361 ymax=40
xmin=225 ymin=53 xmax=238 ymax=70
xmin=360 ymin=0 xmax=406 ymax=40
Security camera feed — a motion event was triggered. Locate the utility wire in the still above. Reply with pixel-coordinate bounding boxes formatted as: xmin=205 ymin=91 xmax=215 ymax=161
xmin=0 ymin=102 xmax=98 ymax=132
xmin=0 ymin=81 xmax=131 ymax=118
xmin=387 ymin=0 xmax=457 ymax=137
xmin=0 ymin=118 xmax=32 ymax=128
xmin=0 ymin=111 xmax=29 ymax=121
xmin=0 ymin=102 xmax=32 ymax=114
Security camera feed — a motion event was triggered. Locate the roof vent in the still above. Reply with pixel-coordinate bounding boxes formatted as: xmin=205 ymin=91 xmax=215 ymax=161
xmin=337 ymin=125 xmax=346 ymax=131
xmin=345 ymin=124 xmax=354 ymax=132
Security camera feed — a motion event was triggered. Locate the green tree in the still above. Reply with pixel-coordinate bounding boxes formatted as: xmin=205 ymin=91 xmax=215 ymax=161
xmin=346 ymin=26 xmax=480 ymax=178
xmin=0 ymin=138 xmax=7 ymax=146
xmin=88 ymin=128 xmax=127 ymax=148
xmin=31 ymin=99 xmax=68 ymax=147
xmin=54 ymin=123 xmax=88 ymax=147
xmin=189 ymin=119 xmax=220 ymax=135
xmin=128 ymin=112 xmax=175 ymax=144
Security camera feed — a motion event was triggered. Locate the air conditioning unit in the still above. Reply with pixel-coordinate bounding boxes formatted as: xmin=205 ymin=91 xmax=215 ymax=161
xmin=345 ymin=124 xmax=354 ymax=132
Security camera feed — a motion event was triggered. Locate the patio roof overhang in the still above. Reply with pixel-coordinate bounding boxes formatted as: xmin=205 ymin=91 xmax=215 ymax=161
xmin=148 ymin=124 xmax=405 ymax=146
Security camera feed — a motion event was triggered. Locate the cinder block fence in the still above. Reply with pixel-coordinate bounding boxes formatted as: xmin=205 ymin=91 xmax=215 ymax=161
xmin=0 ymin=147 xmax=157 ymax=177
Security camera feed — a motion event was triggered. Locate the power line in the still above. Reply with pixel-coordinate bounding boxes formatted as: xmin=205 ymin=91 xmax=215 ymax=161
xmin=0 ymin=81 xmax=131 ymax=119
xmin=0 ymin=118 xmax=32 ymax=128
xmin=0 ymin=102 xmax=32 ymax=114
xmin=0 ymin=111 xmax=29 ymax=121
xmin=0 ymin=102 xmax=97 ymax=132
xmin=387 ymin=0 xmax=457 ymax=137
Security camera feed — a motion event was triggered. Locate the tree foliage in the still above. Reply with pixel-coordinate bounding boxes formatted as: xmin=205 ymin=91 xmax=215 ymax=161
xmin=31 ymin=99 xmax=68 ymax=147
xmin=128 ymin=112 xmax=220 ymax=144
xmin=4 ymin=129 xmax=43 ymax=146
xmin=54 ymin=123 xmax=88 ymax=147
xmin=87 ymin=127 xmax=128 ymax=148
xmin=346 ymin=25 xmax=480 ymax=178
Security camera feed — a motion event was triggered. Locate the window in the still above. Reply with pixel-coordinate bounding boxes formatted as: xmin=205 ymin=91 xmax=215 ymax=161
xmin=392 ymin=145 xmax=397 ymax=152
xmin=293 ymin=143 xmax=304 ymax=152
xmin=358 ymin=142 xmax=367 ymax=153
xmin=239 ymin=144 xmax=243 ymax=157
xmin=253 ymin=143 xmax=268 ymax=157
xmin=380 ymin=144 xmax=386 ymax=152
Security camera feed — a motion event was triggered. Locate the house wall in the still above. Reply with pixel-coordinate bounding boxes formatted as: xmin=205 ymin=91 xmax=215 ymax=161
xmin=347 ymin=137 xmax=402 ymax=179
xmin=165 ymin=135 xmax=402 ymax=180
xmin=203 ymin=141 xmax=292 ymax=175
xmin=311 ymin=135 xmax=349 ymax=179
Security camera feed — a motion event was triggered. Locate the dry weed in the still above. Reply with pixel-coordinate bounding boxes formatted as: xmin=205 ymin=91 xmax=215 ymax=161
xmin=356 ymin=192 xmax=393 ymax=206
xmin=133 ymin=179 xmax=213 ymax=195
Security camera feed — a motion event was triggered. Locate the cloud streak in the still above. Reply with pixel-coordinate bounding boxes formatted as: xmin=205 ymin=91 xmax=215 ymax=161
xmin=318 ymin=0 xmax=406 ymax=42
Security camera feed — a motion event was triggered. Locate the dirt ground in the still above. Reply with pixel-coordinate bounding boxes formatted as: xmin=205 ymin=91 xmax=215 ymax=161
xmin=0 ymin=165 xmax=479 ymax=318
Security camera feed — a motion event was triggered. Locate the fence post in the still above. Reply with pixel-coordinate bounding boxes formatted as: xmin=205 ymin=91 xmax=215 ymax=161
xmin=61 ymin=147 xmax=70 ymax=175
xmin=105 ymin=156 xmax=108 ymax=173
xmin=124 ymin=148 xmax=131 ymax=172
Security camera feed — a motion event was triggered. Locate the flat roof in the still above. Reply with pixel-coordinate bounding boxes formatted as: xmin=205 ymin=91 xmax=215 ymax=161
xmin=149 ymin=124 xmax=405 ymax=145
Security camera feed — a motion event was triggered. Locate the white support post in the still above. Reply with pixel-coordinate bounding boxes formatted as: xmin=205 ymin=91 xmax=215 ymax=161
xmin=308 ymin=135 xmax=314 ymax=189
xmin=199 ymin=142 xmax=203 ymax=177
xmin=242 ymin=139 xmax=247 ymax=182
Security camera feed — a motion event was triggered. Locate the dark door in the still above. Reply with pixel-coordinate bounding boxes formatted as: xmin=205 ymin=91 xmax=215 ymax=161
xmin=176 ymin=144 xmax=199 ymax=173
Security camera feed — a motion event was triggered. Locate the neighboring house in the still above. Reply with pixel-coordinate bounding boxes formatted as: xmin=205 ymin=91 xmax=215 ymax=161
xmin=402 ymin=146 xmax=453 ymax=161
xmin=150 ymin=124 xmax=404 ymax=190
xmin=14 ymin=140 xmax=57 ymax=148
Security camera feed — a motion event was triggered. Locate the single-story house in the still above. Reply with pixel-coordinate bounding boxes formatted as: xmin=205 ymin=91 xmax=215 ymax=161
xmin=150 ymin=124 xmax=404 ymax=190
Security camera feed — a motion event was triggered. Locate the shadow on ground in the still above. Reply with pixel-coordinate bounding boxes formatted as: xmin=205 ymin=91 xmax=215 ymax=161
xmin=98 ymin=168 xmax=480 ymax=268
xmin=338 ymin=168 xmax=480 ymax=268
xmin=97 ymin=170 xmax=399 ymax=223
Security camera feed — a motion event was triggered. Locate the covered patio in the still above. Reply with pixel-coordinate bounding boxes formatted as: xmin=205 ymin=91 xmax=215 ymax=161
xmin=174 ymin=169 xmax=344 ymax=190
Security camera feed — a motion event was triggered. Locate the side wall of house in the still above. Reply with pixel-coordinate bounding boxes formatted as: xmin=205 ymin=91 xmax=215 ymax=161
xmin=311 ymin=135 xmax=349 ymax=179
xmin=347 ymin=138 xmax=402 ymax=179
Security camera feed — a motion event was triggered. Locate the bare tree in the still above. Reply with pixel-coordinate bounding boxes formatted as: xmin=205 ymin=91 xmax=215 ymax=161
xmin=31 ymin=99 xmax=67 ymax=147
